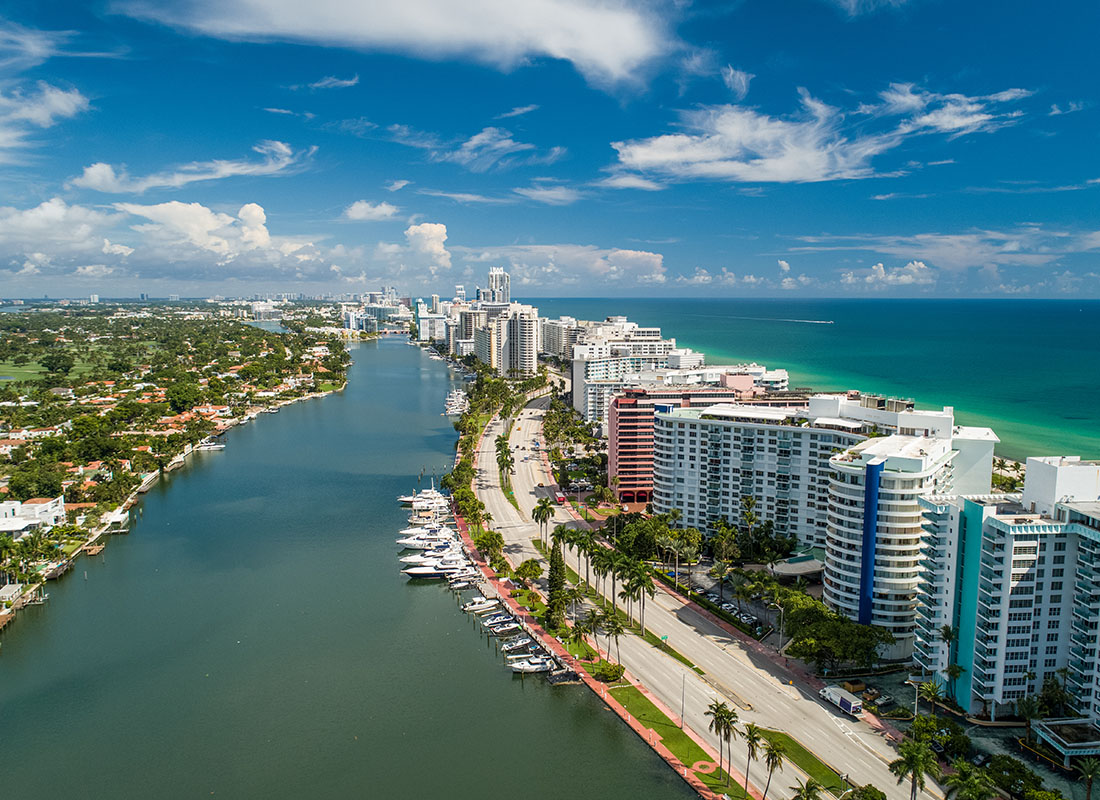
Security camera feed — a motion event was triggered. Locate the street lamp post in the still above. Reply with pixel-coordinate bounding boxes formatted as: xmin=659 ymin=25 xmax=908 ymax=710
xmin=768 ymin=602 xmax=786 ymax=653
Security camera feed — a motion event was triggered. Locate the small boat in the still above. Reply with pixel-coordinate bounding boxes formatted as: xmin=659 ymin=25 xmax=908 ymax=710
xmin=502 ymin=637 xmax=533 ymax=653
xmin=482 ymin=613 xmax=513 ymax=626
xmin=463 ymin=598 xmax=498 ymax=613
xmin=449 ymin=581 xmax=471 ymax=590
xmin=489 ymin=623 xmax=521 ymax=636
xmin=511 ymin=657 xmax=554 ymax=674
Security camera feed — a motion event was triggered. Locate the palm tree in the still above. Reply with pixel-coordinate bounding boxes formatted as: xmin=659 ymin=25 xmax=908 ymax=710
xmin=742 ymin=722 xmax=763 ymax=796
xmin=889 ymin=740 xmax=941 ymax=800
xmin=581 ymin=608 xmax=603 ymax=656
xmin=706 ymin=701 xmax=731 ymax=779
xmin=681 ymin=544 xmax=700 ymax=594
xmin=945 ymin=664 xmax=965 ymax=703
xmin=720 ymin=705 xmax=739 ymax=785
xmin=1075 ymin=757 xmax=1100 ymax=800
xmin=761 ymin=738 xmax=786 ymax=800
xmin=919 ymin=680 xmax=944 ymax=718
xmin=567 ymin=614 xmax=592 ymax=659
xmin=564 ymin=585 xmax=585 ymax=621
xmin=943 ymin=759 xmax=995 ymax=800
xmin=626 ymin=563 xmax=656 ymax=634
xmin=591 ymin=546 xmax=614 ymax=600
xmin=602 ymin=611 xmax=625 ymax=664
xmin=1015 ymin=695 xmax=1042 ymax=743
xmin=532 ymin=498 xmax=553 ymax=545
xmin=790 ymin=778 xmax=826 ymax=800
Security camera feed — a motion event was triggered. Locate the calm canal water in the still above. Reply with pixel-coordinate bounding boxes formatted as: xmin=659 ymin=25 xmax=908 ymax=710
xmin=0 ymin=337 xmax=693 ymax=798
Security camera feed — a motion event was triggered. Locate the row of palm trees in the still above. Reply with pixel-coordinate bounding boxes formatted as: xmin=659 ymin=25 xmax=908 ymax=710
xmin=495 ymin=434 xmax=515 ymax=490
xmin=551 ymin=525 xmax=659 ymax=634
xmin=704 ymin=700 xmax=789 ymax=798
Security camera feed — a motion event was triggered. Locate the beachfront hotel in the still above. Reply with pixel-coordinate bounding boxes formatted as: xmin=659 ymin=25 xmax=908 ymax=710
xmin=911 ymin=457 xmax=1100 ymax=741
xmin=608 ymin=383 xmax=811 ymax=505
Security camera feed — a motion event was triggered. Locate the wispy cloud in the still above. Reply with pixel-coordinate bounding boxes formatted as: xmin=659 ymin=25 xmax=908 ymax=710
xmin=612 ymin=82 xmax=1032 ymax=184
xmin=790 ymin=226 xmax=1082 ymax=271
xmin=418 ymin=188 xmax=513 ymax=204
xmin=385 ymin=179 xmax=410 ymax=192
xmin=391 ymin=124 xmax=565 ymax=172
xmin=0 ymin=81 xmax=90 ymax=161
xmin=720 ymin=65 xmax=754 ymax=101
xmin=116 ymin=0 xmax=673 ymax=87
xmin=513 ymin=184 xmax=582 ymax=205
xmin=495 ymin=104 xmax=538 ymax=119
xmin=594 ymin=173 xmax=664 ymax=191
xmin=310 ymin=74 xmax=359 ymax=89
xmin=68 ymin=140 xmax=315 ymax=193
xmin=1049 ymin=101 xmax=1086 ymax=116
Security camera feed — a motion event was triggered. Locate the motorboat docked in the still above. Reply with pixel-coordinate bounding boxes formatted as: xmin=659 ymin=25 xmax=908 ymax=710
xmin=510 ymin=657 xmax=555 ymax=674
xmin=462 ymin=597 xmax=498 ymax=613
xmin=501 ymin=636 xmax=533 ymax=653
xmin=196 ymin=437 xmax=226 ymax=451
xmin=449 ymin=581 xmax=472 ymax=590
xmin=402 ymin=565 xmax=465 ymax=580
xmin=489 ymin=623 xmax=521 ymax=636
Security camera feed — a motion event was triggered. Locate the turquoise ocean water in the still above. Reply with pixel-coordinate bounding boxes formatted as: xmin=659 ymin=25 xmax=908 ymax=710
xmin=532 ymin=299 xmax=1099 ymax=462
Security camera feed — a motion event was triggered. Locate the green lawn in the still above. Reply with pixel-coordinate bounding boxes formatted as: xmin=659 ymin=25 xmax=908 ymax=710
xmin=0 ymin=358 xmax=98 ymax=381
xmin=318 ymin=381 xmax=339 ymax=392
xmin=610 ymin=684 xmax=744 ymax=796
xmin=0 ymin=361 xmax=46 ymax=381
xmin=758 ymin=729 xmax=851 ymax=796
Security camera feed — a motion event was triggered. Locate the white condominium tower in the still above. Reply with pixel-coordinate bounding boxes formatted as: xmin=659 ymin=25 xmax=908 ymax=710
xmin=823 ymin=424 xmax=997 ymax=660
xmin=913 ymin=456 xmax=1100 ymax=736
xmin=652 ymin=404 xmax=866 ymax=547
xmin=486 ymin=266 xmax=510 ymax=304
xmin=474 ymin=303 xmax=539 ymax=377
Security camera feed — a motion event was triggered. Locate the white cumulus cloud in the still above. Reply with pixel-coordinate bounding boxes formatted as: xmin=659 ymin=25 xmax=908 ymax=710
xmin=102 ymin=238 xmax=134 ymax=257
xmin=778 ymin=259 xmax=790 ymax=272
xmin=404 ymin=222 xmax=452 ymax=273
xmin=841 ymin=260 xmax=936 ymax=286
xmin=344 ymin=200 xmax=400 ymax=221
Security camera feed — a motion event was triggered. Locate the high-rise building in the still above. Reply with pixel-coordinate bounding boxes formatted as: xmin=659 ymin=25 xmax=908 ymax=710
xmin=822 ymin=423 xmax=997 ymax=659
xmin=472 ymin=303 xmax=539 ymax=377
xmin=88 ymin=294 xmax=99 ymax=303
xmin=611 ymin=385 xmax=809 ymax=505
xmin=652 ymin=402 xmax=864 ymax=546
xmin=914 ymin=456 xmax=1100 ymax=729
xmin=487 ymin=267 xmax=510 ymax=303
xmin=455 ymin=285 xmax=466 ymax=302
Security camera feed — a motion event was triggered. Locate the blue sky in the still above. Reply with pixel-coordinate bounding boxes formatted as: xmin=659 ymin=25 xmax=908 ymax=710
xmin=1 ymin=0 xmax=1098 ymax=298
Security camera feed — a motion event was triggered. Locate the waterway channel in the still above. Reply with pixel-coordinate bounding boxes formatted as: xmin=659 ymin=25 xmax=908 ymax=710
xmin=0 ymin=337 xmax=694 ymax=798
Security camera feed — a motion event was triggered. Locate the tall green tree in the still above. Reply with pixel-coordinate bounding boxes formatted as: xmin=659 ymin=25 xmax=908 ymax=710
xmin=547 ymin=539 xmax=567 ymax=629
xmin=742 ymin=722 xmax=763 ymax=796
xmin=790 ymin=779 xmax=826 ymax=800
xmin=1075 ymin=757 xmax=1100 ymax=800
xmin=761 ymin=739 xmax=786 ymax=800
xmin=889 ymin=740 xmax=942 ymax=800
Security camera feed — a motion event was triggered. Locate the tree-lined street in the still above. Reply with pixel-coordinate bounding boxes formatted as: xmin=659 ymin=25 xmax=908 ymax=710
xmin=473 ymin=396 xmax=930 ymax=800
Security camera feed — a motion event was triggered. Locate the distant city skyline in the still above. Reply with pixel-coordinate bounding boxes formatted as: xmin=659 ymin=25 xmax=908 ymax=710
xmin=1 ymin=0 xmax=1098 ymax=297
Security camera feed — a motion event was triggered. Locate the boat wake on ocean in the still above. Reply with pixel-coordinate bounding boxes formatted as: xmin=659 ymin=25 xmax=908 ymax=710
xmin=684 ymin=313 xmax=834 ymax=325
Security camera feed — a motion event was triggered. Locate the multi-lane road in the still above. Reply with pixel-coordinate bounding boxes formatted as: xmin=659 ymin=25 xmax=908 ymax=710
xmin=473 ymin=397 xmax=927 ymax=800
